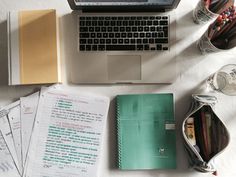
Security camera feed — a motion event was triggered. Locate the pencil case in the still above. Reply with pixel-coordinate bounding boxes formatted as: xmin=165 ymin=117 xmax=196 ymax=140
xmin=182 ymin=94 xmax=230 ymax=175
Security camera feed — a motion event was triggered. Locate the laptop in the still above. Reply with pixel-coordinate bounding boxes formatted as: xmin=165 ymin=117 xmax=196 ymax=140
xmin=67 ymin=0 xmax=180 ymax=84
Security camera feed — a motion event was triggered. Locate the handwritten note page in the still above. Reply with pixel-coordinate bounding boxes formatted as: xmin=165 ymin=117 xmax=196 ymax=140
xmin=20 ymin=92 xmax=39 ymax=166
xmin=0 ymin=102 xmax=21 ymax=174
xmin=7 ymin=102 xmax=23 ymax=173
xmin=24 ymin=88 xmax=110 ymax=177
xmin=0 ymin=132 xmax=21 ymax=177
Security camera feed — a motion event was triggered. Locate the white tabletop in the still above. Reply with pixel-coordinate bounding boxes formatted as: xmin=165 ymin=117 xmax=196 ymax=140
xmin=0 ymin=0 xmax=236 ymax=176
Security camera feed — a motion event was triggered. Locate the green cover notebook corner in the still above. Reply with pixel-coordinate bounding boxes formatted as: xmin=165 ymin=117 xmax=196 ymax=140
xmin=116 ymin=93 xmax=176 ymax=170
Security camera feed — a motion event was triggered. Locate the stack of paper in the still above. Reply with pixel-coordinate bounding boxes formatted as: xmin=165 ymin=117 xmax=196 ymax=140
xmin=0 ymin=85 xmax=110 ymax=177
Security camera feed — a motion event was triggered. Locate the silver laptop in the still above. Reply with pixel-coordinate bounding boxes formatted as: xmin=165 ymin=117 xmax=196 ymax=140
xmin=67 ymin=0 xmax=180 ymax=84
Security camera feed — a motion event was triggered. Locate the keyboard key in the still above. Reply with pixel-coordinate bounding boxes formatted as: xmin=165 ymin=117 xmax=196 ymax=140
xmin=140 ymin=33 xmax=145 ymax=37
xmin=92 ymin=21 xmax=97 ymax=26
xmin=160 ymin=20 xmax=168 ymax=25
xmin=150 ymin=27 xmax=155 ymax=31
xmin=80 ymin=27 xmax=88 ymax=32
xmin=137 ymin=39 xmax=142 ymax=44
xmin=80 ymin=16 xmax=85 ymax=20
xmin=156 ymin=45 xmax=162 ymax=50
xmin=86 ymin=17 xmax=91 ymax=20
xmin=111 ymin=21 xmax=116 ymax=26
xmin=103 ymin=33 xmax=108 ymax=38
xmin=144 ymin=27 xmax=149 ymax=31
xmin=101 ymin=27 xmax=106 ymax=32
xmin=112 ymin=39 xmax=118 ymax=44
xmin=106 ymin=39 xmax=111 ymax=44
xmin=155 ymin=38 xmax=168 ymax=43
xmin=97 ymin=33 xmax=102 ymax=38
xmin=86 ymin=45 xmax=91 ymax=51
xmin=106 ymin=45 xmax=135 ymax=51
xmin=149 ymin=38 xmax=155 ymax=44
xmin=100 ymin=39 xmax=105 ymax=44
xmin=132 ymin=27 xmax=137 ymax=32
xmin=86 ymin=21 xmax=91 ymax=26
xmin=91 ymin=33 xmax=96 ymax=38
xmin=121 ymin=33 xmax=126 ymax=38
xmin=124 ymin=39 xmax=129 ymax=44
xmin=144 ymin=45 xmax=149 ymax=50
xmin=115 ymin=33 xmax=120 ymax=38
xmin=134 ymin=33 xmax=138 ymax=38
xmin=98 ymin=21 xmax=103 ymax=26
xmin=80 ymin=33 xmax=89 ymax=38
xmin=95 ymin=27 xmax=100 ymax=32
xmin=80 ymin=45 xmax=85 ymax=51
xmin=143 ymin=39 xmax=148 ymax=44
xmin=98 ymin=45 xmax=105 ymax=51
xmin=89 ymin=27 xmax=94 ymax=32
xmin=147 ymin=21 xmax=152 ymax=25
xmin=80 ymin=39 xmax=86 ymax=44
xmin=163 ymin=47 xmax=168 ymax=50
xmin=146 ymin=33 xmax=151 ymax=38
xmin=158 ymin=32 xmax=164 ymax=37
xmin=138 ymin=27 xmax=143 ymax=32
xmin=80 ymin=21 xmax=85 ymax=26
xmin=162 ymin=16 xmax=168 ymax=19
xmin=153 ymin=20 xmax=159 ymax=25
xmin=137 ymin=45 xmax=143 ymax=50
xmin=94 ymin=39 xmax=99 ymax=44
xmin=118 ymin=39 xmax=123 ymax=44
xmin=109 ymin=33 xmax=115 ymax=38
xmin=88 ymin=39 xmax=93 ymax=44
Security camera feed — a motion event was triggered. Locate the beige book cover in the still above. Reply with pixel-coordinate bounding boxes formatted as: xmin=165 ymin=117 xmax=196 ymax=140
xmin=8 ymin=9 xmax=61 ymax=85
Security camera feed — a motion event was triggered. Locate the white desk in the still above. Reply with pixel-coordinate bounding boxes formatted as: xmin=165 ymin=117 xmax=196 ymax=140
xmin=0 ymin=0 xmax=236 ymax=176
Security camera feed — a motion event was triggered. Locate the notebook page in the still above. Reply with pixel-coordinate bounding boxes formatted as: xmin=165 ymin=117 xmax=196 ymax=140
xmin=7 ymin=103 xmax=23 ymax=173
xmin=24 ymin=88 xmax=109 ymax=177
xmin=0 ymin=132 xmax=21 ymax=177
xmin=20 ymin=92 xmax=39 ymax=166
xmin=0 ymin=105 xmax=21 ymax=174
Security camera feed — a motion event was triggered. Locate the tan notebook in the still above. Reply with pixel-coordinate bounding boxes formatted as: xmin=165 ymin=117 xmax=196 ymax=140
xmin=8 ymin=9 xmax=61 ymax=85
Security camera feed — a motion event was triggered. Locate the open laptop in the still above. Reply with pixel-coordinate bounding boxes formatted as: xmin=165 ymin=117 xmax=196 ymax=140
xmin=67 ymin=0 xmax=180 ymax=84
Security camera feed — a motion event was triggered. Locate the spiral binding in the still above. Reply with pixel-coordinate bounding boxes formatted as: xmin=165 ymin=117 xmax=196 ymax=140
xmin=116 ymin=96 xmax=122 ymax=169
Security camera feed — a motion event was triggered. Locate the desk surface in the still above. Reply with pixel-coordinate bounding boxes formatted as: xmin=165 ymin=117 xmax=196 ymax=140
xmin=1 ymin=0 xmax=236 ymax=176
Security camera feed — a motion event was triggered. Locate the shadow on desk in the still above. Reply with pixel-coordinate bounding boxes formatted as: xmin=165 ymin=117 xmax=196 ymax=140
xmin=59 ymin=13 xmax=78 ymax=84
xmin=0 ymin=19 xmax=9 ymax=86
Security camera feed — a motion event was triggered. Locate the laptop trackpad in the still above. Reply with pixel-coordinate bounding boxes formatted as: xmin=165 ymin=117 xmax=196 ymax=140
xmin=107 ymin=55 xmax=141 ymax=81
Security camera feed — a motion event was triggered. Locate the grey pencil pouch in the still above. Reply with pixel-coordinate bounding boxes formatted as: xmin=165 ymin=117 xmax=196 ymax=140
xmin=182 ymin=95 xmax=230 ymax=175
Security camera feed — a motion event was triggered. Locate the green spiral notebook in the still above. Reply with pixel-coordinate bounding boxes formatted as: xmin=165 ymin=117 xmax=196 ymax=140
xmin=116 ymin=93 xmax=176 ymax=170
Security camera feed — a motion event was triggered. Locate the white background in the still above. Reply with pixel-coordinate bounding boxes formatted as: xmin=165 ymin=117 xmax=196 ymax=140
xmin=0 ymin=0 xmax=236 ymax=176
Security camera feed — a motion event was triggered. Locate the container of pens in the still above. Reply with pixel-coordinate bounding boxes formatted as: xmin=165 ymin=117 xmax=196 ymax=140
xmin=198 ymin=5 xmax=236 ymax=54
xmin=193 ymin=0 xmax=234 ymax=24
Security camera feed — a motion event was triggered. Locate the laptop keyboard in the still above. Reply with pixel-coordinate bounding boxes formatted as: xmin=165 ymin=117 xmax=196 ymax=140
xmin=79 ymin=15 xmax=169 ymax=51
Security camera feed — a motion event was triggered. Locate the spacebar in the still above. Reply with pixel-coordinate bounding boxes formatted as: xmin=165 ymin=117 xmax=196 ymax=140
xmin=106 ymin=45 xmax=136 ymax=51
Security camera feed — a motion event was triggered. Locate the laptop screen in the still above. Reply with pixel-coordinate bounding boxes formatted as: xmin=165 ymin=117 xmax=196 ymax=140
xmin=68 ymin=0 xmax=180 ymax=11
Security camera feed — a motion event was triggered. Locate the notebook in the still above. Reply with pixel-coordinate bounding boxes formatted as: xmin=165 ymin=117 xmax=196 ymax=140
xmin=67 ymin=0 xmax=180 ymax=84
xmin=116 ymin=93 xmax=176 ymax=169
xmin=7 ymin=9 xmax=61 ymax=85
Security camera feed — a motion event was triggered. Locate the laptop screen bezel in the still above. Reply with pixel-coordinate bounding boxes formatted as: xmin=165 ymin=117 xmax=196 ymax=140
xmin=67 ymin=0 xmax=181 ymax=11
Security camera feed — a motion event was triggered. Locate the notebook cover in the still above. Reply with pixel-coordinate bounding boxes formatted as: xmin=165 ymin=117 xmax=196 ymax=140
xmin=116 ymin=93 xmax=176 ymax=170
xmin=17 ymin=9 xmax=60 ymax=84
